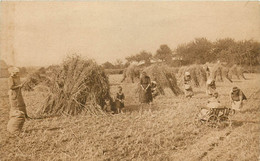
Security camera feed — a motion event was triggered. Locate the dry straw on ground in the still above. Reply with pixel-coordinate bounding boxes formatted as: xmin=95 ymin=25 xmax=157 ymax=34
xmin=32 ymin=55 xmax=110 ymax=116
xmin=143 ymin=64 xmax=183 ymax=95
xmin=178 ymin=65 xmax=207 ymax=87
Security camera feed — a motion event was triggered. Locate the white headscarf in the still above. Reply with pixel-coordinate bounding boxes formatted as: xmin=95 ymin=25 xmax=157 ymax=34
xmin=185 ymin=72 xmax=190 ymax=76
xmin=8 ymin=67 xmax=20 ymax=76
xmin=207 ymin=79 xmax=213 ymax=85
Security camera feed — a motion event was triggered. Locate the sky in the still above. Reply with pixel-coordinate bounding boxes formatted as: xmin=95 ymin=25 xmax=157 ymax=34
xmin=0 ymin=1 xmax=260 ymax=67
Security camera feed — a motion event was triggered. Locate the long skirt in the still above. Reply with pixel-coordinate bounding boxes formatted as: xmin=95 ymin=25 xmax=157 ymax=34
xmin=139 ymin=88 xmax=153 ymax=103
xmin=8 ymin=90 xmax=27 ymax=116
xmin=231 ymin=101 xmax=243 ymax=111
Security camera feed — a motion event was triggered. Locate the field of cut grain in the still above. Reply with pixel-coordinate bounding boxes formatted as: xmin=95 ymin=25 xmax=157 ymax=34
xmin=0 ymin=74 xmax=259 ymax=161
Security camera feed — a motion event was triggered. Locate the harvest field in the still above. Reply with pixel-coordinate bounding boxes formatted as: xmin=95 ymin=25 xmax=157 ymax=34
xmin=0 ymin=73 xmax=260 ymax=161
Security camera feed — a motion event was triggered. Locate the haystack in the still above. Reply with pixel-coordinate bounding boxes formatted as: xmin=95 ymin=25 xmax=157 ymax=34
xmin=228 ymin=65 xmax=246 ymax=80
xmin=121 ymin=64 xmax=140 ymax=83
xmin=143 ymin=65 xmax=183 ymax=95
xmin=37 ymin=55 xmax=110 ymax=116
xmin=211 ymin=64 xmax=232 ymax=83
xmin=177 ymin=65 xmax=207 ymax=87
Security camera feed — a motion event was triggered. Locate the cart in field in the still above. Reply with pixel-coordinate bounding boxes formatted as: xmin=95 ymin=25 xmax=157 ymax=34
xmin=194 ymin=106 xmax=235 ymax=128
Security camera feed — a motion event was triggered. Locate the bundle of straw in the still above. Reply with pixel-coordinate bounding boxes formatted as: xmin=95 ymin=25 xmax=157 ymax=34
xmin=178 ymin=65 xmax=207 ymax=87
xmin=39 ymin=55 xmax=110 ymax=116
xmin=228 ymin=64 xmax=246 ymax=80
xmin=211 ymin=64 xmax=232 ymax=82
xmin=121 ymin=64 xmax=141 ymax=83
xmin=143 ymin=64 xmax=183 ymax=95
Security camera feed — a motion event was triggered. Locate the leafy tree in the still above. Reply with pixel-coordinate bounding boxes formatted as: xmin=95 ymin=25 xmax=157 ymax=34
xmin=211 ymin=38 xmax=237 ymax=64
xmin=175 ymin=38 xmax=212 ymax=64
xmin=136 ymin=51 xmax=152 ymax=65
xmin=154 ymin=44 xmax=173 ymax=62
xmin=236 ymin=40 xmax=260 ymax=66
xmin=125 ymin=50 xmax=152 ymax=65
xmin=212 ymin=38 xmax=260 ymax=66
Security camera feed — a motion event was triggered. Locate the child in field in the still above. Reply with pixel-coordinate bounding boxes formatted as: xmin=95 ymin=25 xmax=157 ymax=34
xmin=151 ymin=81 xmax=159 ymax=99
xmin=103 ymin=97 xmax=113 ymax=114
xmin=230 ymin=87 xmax=247 ymax=111
xmin=115 ymin=86 xmax=125 ymax=114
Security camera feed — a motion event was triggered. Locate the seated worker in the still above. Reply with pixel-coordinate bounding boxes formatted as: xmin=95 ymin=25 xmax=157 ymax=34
xmin=103 ymin=97 xmax=114 ymax=114
xmin=230 ymin=87 xmax=247 ymax=111
xmin=198 ymin=92 xmax=222 ymax=120
xmin=206 ymin=79 xmax=216 ymax=96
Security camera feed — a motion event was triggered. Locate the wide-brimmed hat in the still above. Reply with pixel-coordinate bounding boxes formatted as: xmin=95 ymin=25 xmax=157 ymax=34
xmin=8 ymin=67 xmax=20 ymax=74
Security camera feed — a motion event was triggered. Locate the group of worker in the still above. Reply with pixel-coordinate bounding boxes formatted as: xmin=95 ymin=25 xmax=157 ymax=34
xmin=6 ymin=66 xmax=247 ymax=135
xmin=183 ymin=71 xmax=247 ymax=112
xmin=103 ymin=71 xmax=158 ymax=114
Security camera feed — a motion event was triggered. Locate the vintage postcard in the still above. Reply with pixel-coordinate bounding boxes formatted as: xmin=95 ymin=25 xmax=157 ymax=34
xmin=0 ymin=1 xmax=259 ymax=160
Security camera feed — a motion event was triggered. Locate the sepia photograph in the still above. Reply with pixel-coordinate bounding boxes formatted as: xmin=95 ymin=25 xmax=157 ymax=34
xmin=0 ymin=1 xmax=260 ymax=160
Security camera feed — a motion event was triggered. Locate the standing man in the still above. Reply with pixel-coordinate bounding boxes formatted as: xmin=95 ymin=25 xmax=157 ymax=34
xmin=8 ymin=67 xmax=28 ymax=118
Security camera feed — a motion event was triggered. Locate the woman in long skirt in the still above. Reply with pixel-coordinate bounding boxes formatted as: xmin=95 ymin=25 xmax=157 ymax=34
xmin=139 ymin=71 xmax=152 ymax=112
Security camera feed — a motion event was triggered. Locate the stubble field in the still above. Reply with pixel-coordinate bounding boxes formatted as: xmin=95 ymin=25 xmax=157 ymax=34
xmin=0 ymin=73 xmax=259 ymax=161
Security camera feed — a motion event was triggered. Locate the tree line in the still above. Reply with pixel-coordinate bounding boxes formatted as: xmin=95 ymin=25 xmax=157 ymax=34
xmin=102 ymin=37 xmax=260 ymax=69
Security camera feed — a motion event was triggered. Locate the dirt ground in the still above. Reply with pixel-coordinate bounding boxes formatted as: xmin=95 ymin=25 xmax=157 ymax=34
xmin=0 ymin=73 xmax=259 ymax=161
